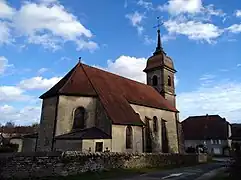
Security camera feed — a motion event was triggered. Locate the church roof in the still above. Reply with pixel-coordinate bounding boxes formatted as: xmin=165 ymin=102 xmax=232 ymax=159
xmin=40 ymin=62 xmax=178 ymax=126
xmin=55 ymin=127 xmax=110 ymax=140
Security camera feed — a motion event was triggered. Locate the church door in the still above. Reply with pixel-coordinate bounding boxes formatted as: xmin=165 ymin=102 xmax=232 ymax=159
xmin=161 ymin=119 xmax=169 ymax=153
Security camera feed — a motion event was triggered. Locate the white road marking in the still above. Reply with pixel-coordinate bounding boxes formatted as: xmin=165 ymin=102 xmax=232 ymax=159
xmin=161 ymin=173 xmax=183 ymax=179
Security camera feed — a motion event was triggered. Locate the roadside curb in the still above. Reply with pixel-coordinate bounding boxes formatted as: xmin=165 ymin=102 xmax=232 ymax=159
xmin=195 ymin=167 xmax=227 ymax=180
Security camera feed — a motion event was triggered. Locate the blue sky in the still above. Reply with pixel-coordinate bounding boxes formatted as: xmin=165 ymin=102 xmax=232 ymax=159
xmin=1 ymin=0 xmax=241 ymax=125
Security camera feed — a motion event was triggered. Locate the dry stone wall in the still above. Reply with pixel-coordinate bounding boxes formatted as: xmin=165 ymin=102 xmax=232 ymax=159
xmin=0 ymin=152 xmax=208 ymax=179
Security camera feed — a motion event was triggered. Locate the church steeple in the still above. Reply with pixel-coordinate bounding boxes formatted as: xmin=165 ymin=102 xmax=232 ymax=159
xmin=143 ymin=17 xmax=177 ymax=108
xmin=153 ymin=17 xmax=164 ymax=55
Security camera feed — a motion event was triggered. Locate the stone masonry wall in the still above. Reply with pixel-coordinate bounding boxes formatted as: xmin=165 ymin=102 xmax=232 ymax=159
xmin=0 ymin=152 xmax=208 ymax=179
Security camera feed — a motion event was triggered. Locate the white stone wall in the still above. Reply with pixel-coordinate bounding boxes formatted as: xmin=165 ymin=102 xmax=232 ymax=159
xmin=111 ymin=125 xmax=143 ymax=153
xmin=56 ymin=96 xmax=97 ymax=136
xmin=130 ymin=104 xmax=179 ymax=153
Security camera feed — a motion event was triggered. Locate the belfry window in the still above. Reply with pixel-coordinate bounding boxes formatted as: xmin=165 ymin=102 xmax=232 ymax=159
xmin=152 ymin=75 xmax=158 ymax=86
xmin=153 ymin=116 xmax=158 ymax=132
xmin=72 ymin=107 xmax=85 ymax=130
xmin=168 ymin=76 xmax=171 ymax=86
xmin=126 ymin=126 xmax=133 ymax=149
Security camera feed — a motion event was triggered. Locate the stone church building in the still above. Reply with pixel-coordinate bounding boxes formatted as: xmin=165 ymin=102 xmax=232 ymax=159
xmin=36 ymin=29 xmax=183 ymax=153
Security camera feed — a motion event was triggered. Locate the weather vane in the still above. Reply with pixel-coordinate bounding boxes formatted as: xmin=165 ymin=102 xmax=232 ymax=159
xmin=153 ymin=16 xmax=163 ymax=31
xmin=78 ymin=57 xmax=82 ymax=63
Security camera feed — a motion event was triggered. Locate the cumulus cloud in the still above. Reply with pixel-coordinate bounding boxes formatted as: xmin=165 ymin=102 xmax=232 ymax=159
xmin=177 ymin=79 xmax=241 ymax=123
xmin=0 ymin=0 xmax=98 ymax=51
xmin=0 ymin=86 xmax=31 ymax=102
xmin=164 ymin=19 xmax=223 ymax=43
xmin=106 ymin=55 xmax=147 ymax=83
xmin=159 ymin=0 xmax=203 ymax=15
xmin=125 ymin=11 xmax=146 ymax=35
xmin=226 ymin=24 xmax=241 ymax=34
xmin=18 ymin=76 xmax=62 ymax=90
xmin=0 ymin=104 xmax=41 ymax=125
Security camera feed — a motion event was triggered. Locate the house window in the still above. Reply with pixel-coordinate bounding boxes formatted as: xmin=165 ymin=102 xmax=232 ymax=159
xmin=152 ymin=75 xmax=158 ymax=86
xmin=168 ymin=76 xmax=172 ymax=86
xmin=126 ymin=126 xmax=133 ymax=149
xmin=153 ymin=116 xmax=158 ymax=132
xmin=72 ymin=107 xmax=85 ymax=130
xmin=218 ymin=140 xmax=221 ymax=144
xmin=95 ymin=142 xmax=103 ymax=152
xmin=211 ymin=139 xmax=213 ymax=144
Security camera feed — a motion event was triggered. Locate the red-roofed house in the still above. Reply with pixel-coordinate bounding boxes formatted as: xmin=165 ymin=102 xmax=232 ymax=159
xmin=33 ymin=30 xmax=183 ymax=153
xmin=182 ymin=114 xmax=232 ymax=155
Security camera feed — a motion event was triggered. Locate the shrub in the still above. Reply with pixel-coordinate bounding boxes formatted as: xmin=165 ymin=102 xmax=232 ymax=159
xmin=0 ymin=143 xmax=18 ymax=153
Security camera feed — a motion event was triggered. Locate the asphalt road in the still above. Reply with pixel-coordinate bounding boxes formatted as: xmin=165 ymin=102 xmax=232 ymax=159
xmin=119 ymin=161 xmax=227 ymax=180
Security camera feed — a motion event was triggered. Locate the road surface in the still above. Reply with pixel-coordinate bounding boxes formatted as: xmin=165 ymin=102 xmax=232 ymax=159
xmin=117 ymin=161 xmax=227 ymax=180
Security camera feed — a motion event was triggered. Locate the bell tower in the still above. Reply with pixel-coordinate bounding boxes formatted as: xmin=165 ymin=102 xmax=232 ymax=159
xmin=143 ymin=17 xmax=177 ymax=108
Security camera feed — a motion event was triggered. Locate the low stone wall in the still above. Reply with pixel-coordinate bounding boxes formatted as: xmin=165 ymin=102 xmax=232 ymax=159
xmin=0 ymin=152 xmax=208 ymax=179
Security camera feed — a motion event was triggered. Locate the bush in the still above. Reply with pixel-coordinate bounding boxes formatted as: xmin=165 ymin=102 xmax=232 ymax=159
xmin=186 ymin=147 xmax=196 ymax=153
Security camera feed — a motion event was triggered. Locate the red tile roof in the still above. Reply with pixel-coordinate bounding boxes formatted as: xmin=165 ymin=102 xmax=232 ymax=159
xmin=40 ymin=62 xmax=178 ymax=126
xmin=181 ymin=115 xmax=230 ymax=140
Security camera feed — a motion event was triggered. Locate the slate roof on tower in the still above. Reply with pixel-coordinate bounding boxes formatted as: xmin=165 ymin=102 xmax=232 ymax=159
xmin=40 ymin=62 xmax=178 ymax=126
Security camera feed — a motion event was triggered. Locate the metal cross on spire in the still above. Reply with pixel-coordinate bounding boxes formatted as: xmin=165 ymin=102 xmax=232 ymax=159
xmin=153 ymin=16 xmax=164 ymax=55
xmin=153 ymin=16 xmax=163 ymax=31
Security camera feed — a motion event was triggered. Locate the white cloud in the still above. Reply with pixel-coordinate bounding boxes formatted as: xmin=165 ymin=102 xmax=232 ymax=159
xmin=0 ymin=0 xmax=15 ymax=19
xmin=177 ymin=79 xmax=241 ymax=123
xmin=0 ymin=21 xmax=13 ymax=45
xmin=37 ymin=68 xmax=48 ymax=74
xmin=106 ymin=55 xmax=147 ymax=83
xmin=0 ymin=104 xmax=41 ymax=125
xmin=227 ymin=24 xmax=241 ymax=34
xmin=137 ymin=0 xmax=153 ymax=10
xmin=159 ymin=0 xmax=203 ymax=15
xmin=126 ymin=11 xmax=146 ymax=35
xmin=0 ymin=56 xmax=13 ymax=75
xmin=235 ymin=10 xmax=241 ymax=17
xmin=0 ymin=0 xmax=98 ymax=51
xmin=18 ymin=76 xmax=62 ymax=90
xmin=164 ymin=19 xmax=223 ymax=43
xmin=0 ymin=86 xmax=30 ymax=102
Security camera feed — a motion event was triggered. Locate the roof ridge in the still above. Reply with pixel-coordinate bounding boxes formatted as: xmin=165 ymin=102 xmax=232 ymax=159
xmin=82 ymin=63 xmax=149 ymax=87
xmin=81 ymin=64 xmax=115 ymax=123
xmin=59 ymin=62 xmax=80 ymax=93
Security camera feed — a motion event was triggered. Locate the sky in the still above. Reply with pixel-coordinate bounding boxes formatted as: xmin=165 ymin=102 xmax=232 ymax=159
xmin=0 ymin=0 xmax=241 ymax=126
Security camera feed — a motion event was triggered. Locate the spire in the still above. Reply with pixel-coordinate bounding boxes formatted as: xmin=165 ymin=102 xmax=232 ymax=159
xmin=153 ymin=17 xmax=163 ymax=55
xmin=78 ymin=57 xmax=82 ymax=63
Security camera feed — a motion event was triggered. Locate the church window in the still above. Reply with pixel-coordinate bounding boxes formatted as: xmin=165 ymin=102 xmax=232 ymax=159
xmin=126 ymin=126 xmax=133 ymax=149
xmin=72 ymin=107 xmax=85 ymax=130
xmin=168 ymin=76 xmax=172 ymax=86
xmin=152 ymin=75 xmax=158 ymax=86
xmin=153 ymin=116 xmax=158 ymax=132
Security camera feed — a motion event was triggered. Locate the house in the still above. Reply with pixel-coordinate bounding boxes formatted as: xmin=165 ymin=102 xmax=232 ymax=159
xmin=230 ymin=124 xmax=241 ymax=150
xmin=182 ymin=114 xmax=232 ymax=155
xmin=32 ymin=28 xmax=184 ymax=153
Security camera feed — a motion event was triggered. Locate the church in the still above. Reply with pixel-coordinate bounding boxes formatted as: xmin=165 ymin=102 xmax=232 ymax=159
xmin=36 ymin=28 xmax=183 ymax=153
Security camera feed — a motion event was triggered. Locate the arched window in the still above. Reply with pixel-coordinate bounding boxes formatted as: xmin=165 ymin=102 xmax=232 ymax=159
xmin=152 ymin=75 xmax=158 ymax=86
xmin=168 ymin=75 xmax=172 ymax=86
xmin=153 ymin=116 xmax=158 ymax=132
xmin=72 ymin=107 xmax=85 ymax=130
xmin=126 ymin=126 xmax=133 ymax=149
